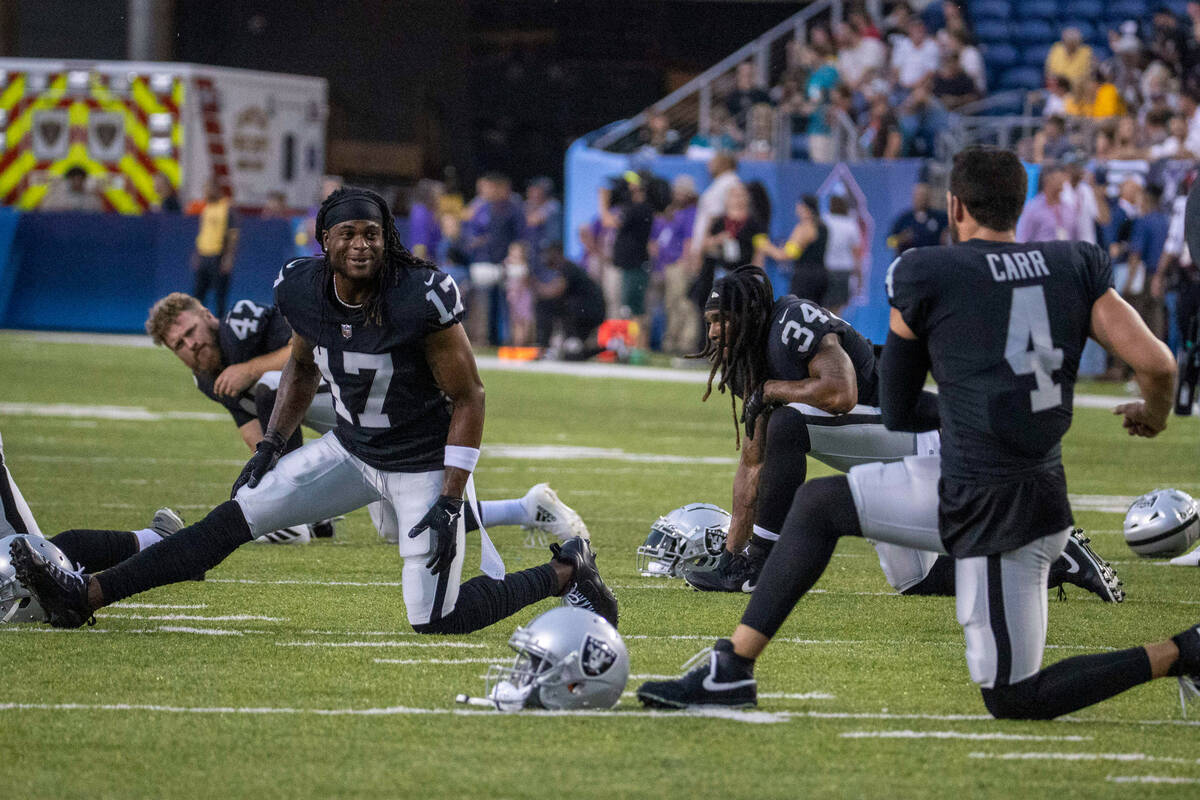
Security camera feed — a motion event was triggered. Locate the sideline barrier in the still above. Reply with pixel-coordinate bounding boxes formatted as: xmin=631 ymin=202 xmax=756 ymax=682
xmin=565 ymin=138 xmax=924 ymax=343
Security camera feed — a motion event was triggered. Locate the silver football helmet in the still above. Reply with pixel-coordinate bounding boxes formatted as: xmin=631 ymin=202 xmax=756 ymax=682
xmin=1124 ymin=489 xmax=1200 ymax=557
xmin=637 ymin=503 xmax=731 ymax=577
xmin=0 ymin=534 xmax=75 ymax=623
xmin=484 ymin=606 xmax=628 ymax=711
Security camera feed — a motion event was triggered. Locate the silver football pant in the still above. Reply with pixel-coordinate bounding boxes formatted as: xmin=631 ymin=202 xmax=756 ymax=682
xmin=233 ymin=432 xmax=464 ymax=626
xmin=846 ymin=454 xmax=1070 ymax=688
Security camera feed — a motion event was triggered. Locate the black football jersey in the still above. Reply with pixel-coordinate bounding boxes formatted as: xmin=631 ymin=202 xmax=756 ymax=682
xmin=194 ymin=299 xmax=293 ymax=427
xmin=888 ymin=239 xmax=1112 ymax=555
xmin=762 ymin=295 xmax=879 ymax=405
xmin=274 ymin=257 xmax=464 ymax=472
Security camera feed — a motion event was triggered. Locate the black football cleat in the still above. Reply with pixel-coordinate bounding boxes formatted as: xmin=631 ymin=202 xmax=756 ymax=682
xmin=1173 ymin=622 xmax=1200 ymax=718
xmin=552 ymin=537 xmax=618 ymax=629
xmin=1048 ymin=529 xmax=1124 ymax=603
xmin=8 ymin=537 xmax=95 ymax=628
xmin=637 ymin=639 xmax=757 ymax=709
xmin=683 ymin=549 xmax=764 ymax=593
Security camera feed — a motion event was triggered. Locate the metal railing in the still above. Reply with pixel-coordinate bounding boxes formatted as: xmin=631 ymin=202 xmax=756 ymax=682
xmin=591 ymin=0 xmax=846 ymax=153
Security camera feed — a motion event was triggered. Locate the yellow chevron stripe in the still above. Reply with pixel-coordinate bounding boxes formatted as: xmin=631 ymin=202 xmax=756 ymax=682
xmin=0 ymin=74 xmax=24 ymax=111
xmin=0 ymin=150 xmax=35 ymax=196
xmin=16 ymin=183 xmax=47 ymax=209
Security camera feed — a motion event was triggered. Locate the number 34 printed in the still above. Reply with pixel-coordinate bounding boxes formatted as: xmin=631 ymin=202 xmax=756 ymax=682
xmin=780 ymin=302 xmax=832 ymax=354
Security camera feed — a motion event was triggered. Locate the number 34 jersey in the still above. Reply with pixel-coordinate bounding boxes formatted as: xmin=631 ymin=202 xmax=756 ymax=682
xmin=274 ymin=257 xmax=466 ymax=472
xmin=887 ymin=239 xmax=1112 ymax=555
xmin=765 ymin=295 xmax=879 ymax=405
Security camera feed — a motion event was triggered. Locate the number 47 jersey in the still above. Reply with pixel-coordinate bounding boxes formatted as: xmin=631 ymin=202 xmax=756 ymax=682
xmin=274 ymin=257 xmax=466 ymax=472
xmin=887 ymin=239 xmax=1113 ymax=554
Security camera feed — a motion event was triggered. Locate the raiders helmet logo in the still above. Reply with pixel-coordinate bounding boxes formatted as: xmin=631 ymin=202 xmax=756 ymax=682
xmin=341 ymin=323 xmax=352 ymax=339
xmin=580 ymin=634 xmax=617 ymax=677
xmin=704 ymin=526 xmax=725 ymax=556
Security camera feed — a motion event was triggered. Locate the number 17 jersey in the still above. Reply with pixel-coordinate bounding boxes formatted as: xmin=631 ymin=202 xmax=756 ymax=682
xmin=887 ymin=239 xmax=1112 ymax=556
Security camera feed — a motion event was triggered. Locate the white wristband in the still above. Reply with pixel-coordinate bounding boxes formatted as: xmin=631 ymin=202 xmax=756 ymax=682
xmin=444 ymin=445 xmax=480 ymax=472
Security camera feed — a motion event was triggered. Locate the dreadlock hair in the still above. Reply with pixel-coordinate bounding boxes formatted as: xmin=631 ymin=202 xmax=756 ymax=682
xmin=315 ymin=186 xmax=438 ymax=326
xmin=690 ymin=264 xmax=774 ymax=448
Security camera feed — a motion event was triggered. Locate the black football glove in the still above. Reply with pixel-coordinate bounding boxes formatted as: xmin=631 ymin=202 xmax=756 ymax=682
xmin=741 ymin=387 xmax=776 ymax=440
xmin=230 ymin=430 xmax=287 ymax=499
xmin=408 ymin=495 xmax=464 ymax=575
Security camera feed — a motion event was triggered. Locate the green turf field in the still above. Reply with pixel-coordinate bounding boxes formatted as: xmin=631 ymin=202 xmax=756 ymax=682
xmin=1 ymin=331 xmax=1198 ymax=799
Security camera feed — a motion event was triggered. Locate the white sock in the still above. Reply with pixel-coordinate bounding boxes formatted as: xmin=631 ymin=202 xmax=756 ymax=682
xmin=133 ymin=528 xmax=162 ymax=551
xmin=479 ymin=499 xmax=530 ymax=528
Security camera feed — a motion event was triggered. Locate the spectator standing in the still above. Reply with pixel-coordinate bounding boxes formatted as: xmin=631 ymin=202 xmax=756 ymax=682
xmin=523 ymin=176 xmax=562 ymax=266
xmin=1060 ymin=163 xmax=1110 ymax=246
xmin=802 ymin=44 xmax=841 ymax=163
xmin=1045 ymin=27 xmax=1094 ymax=90
xmin=464 ymin=172 xmax=524 ymax=344
xmin=1156 ymin=184 xmax=1200 ymax=357
xmin=601 ymin=173 xmax=655 ymax=348
xmin=1016 ymin=167 xmax=1079 ymax=243
xmin=890 ymin=19 xmax=940 ymax=92
xmin=947 ymin=30 xmax=987 ymax=95
xmin=821 ymin=195 xmax=863 ymax=314
xmin=189 ymin=181 xmax=239 ymax=318
xmin=861 ymin=94 xmax=904 ymax=159
xmin=1126 ymin=184 xmax=1170 ymax=338
xmin=407 ymin=179 xmax=443 ymax=261
xmin=692 ymin=152 xmax=742 ymax=258
xmin=657 ymin=175 xmax=700 ymax=355
xmin=761 ymin=194 xmax=828 ymax=302
xmin=1032 ymin=115 xmax=1075 ymax=163
xmin=697 ymin=183 xmax=768 ymax=325
xmin=887 ymin=182 xmax=947 ymax=256
xmin=152 ymin=174 xmax=181 ymax=214
xmin=726 ymin=61 xmax=773 ymax=129
xmin=40 ymin=166 xmax=103 ymax=212
xmin=503 ymin=241 xmax=536 ymax=346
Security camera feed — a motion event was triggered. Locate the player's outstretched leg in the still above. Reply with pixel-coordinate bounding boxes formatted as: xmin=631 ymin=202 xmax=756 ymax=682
xmin=639 ymin=477 xmax=859 ymax=708
xmin=48 ymin=507 xmax=187 ymax=574
xmin=465 ymin=484 xmax=590 ymax=544
xmin=411 ymin=536 xmax=617 ymax=635
xmin=10 ymin=501 xmax=253 ymax=628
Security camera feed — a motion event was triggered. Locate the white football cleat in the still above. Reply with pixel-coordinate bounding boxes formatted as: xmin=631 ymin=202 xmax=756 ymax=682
xmin=1170 ymin=542 xmax=1200 ymax=566
xmin=521 ymin=483 xmax=589 ymax=543
xmin=255 ymin=525 xmax=312 ymax=545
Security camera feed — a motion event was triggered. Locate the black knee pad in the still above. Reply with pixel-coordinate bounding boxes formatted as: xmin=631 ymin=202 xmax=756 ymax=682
xmin=980 ymin=677 xmax=1046 ymax=720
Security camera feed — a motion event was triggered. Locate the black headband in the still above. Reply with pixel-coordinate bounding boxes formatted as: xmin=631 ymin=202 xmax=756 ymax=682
xmin=323 ymin=196 xmax=384 ymax=233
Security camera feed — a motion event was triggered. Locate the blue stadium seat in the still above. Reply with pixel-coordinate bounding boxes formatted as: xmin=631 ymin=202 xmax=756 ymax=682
xmin=984 ymin=43 xmax=1020 ymax=70
xmin=975 ymin=19 xmax=1013 ymax=43
xmin=998 ymin=66 xmax=1045 ymax=91
xmin=1106 ymin=0 xmax=1147 ymax=24
xmin=969 ymin=0 xmax=1012 ymax=21
xmin=1165 ymin=0 xmax=1188 ymax=16
xmin=982 ymin=95 xmax=1025 ymax=116
xmin=1062 ymin=20 xmax=1098 ymax=41
xmin=1022 ymin=0 xmax=1059 ymax=20
xmin=1064 ymin=0 xmax=1104 ymax=19
xmin=1013 ymin=19 xmax=1056 ymax=42
xmin=1091 ymin=43 xmax=1112 ymax=62
xmin=1023 ymin=43 xmax=1053 ymax=67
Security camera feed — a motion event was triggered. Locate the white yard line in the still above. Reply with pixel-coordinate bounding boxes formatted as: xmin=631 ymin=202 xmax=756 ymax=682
xmin=111 ymin=602 xmax=208 ymax=610
xmin=276 ymin=640 xmax=489 ymax=649
xmin=207 ymin=578 xmax=404 ymax=588
xmin=373 ymin=658 xmax=498 ymax=665
xmin=842 ymin=730 xmax=1090 ymax=741
xmin=1105 ymin=776 xmax=1200 ymax=785
xmin=99 ymin=613 xmax=286 ymax=622
xmin=969 ymin=751 xmax=1199 ymax=765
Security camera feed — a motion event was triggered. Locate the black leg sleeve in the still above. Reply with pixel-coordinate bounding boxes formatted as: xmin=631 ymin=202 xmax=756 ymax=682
xmin=982 ymin=647 xmax=1153 ymax=720
xmin=49 ymin=530 xmax=139 ymax=572
xmin=740 ymin=476 xmax=862 ymax=639
xmin=411 ymin=564 xmax=558 ymax=635
xmin=899 ymin=555 xmax=957 ymax=596
xmin=754 ymin=406 xmax=810 ymax=538
xmin=94 ymin=501 xmax=253 ymax=605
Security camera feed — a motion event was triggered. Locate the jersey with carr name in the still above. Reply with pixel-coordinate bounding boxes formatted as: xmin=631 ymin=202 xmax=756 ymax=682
xmin=763 ymin=295 xmax=879 ymax=406
xmin=273 ymin=256 xmax=465 ymax=472
xmin=887 ymin=239 xmax=1112 ymax=555
xmin=193 ymin=299 xmax=292 ymax=427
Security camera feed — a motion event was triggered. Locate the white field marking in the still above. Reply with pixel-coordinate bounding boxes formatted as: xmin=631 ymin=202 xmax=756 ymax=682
xmin=0 ymin=402 xmax=227 ymax=423
xmin=1106 ymin=776 xmax=1200 ymax=785
xmin=8 ymin=330 xmax=157 ymax=348
xmin=153 ymin=626 xmax=244 ymax=636
xmin=840 ymin=730 xmax=1090 ymax=742
xmin=101 ymin=503 xmax=213 ymax=511
xmin=302 ymin=630 xmax=416 ymax=636
xmin=623 ymin=634 xmax=1115 ymax=651
xmin=969 ymin=752 xmax=1199 ymax=765
xmin=0 ymin=625 xmax=269 ymax=636
xmin=111 ymin=602 xmax=208 ymax=610
xmin=372 ymin=658 xmax=498 ymax=665
xmin=630 ymin=674 xmax=678 ymax=680
xmin=99 ymin=613 xmax=286 ymax=622
xmin=0 ymin=699 xmax=791 ymax=723
xmin=1069 ymin=494 xmax=1138 ymax=514
xmin=759 ymin=692 xmax=836 ymax=700
xmin=207 ymin=578 xmax=403 ymax=588
xmin=276 ymin=641 xmax=489 ymax=649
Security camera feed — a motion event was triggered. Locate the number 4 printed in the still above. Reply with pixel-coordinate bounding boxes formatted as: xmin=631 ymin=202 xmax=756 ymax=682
xmin=1005 ymin=286 xmax=1064 ymax=412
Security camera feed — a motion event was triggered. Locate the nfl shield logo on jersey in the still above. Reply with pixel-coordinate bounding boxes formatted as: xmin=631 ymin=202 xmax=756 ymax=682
xmin=341 ymin=323 xmax=352 ymax=339
xmin=581 ymin=634 xmax=618 ymax=677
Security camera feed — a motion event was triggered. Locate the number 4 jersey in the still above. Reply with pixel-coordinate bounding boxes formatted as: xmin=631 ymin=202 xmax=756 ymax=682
xmin=274 ymin=256 xmax=465 ymax=472
xmin=887 ymin=239 xmax=1112 ymax=556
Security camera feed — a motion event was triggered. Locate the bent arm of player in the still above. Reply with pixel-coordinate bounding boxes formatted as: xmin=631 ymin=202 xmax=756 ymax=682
xmin=230 ymin=333 xmax=320 ymax=497
xmin=409 ymin=323 xmax=485 ymax=574
xmin=1089 ymin=289 xmax=1176 ymax=437
xmin=878 ymin=308 xmax=938 ymax=432
xmin=726 ymin=424 xmax=765 ymax=554
xmin=760 ymin=333 xmax=858 ymax=414
xmin=213 ymin=343 xmax=291 ymax=398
